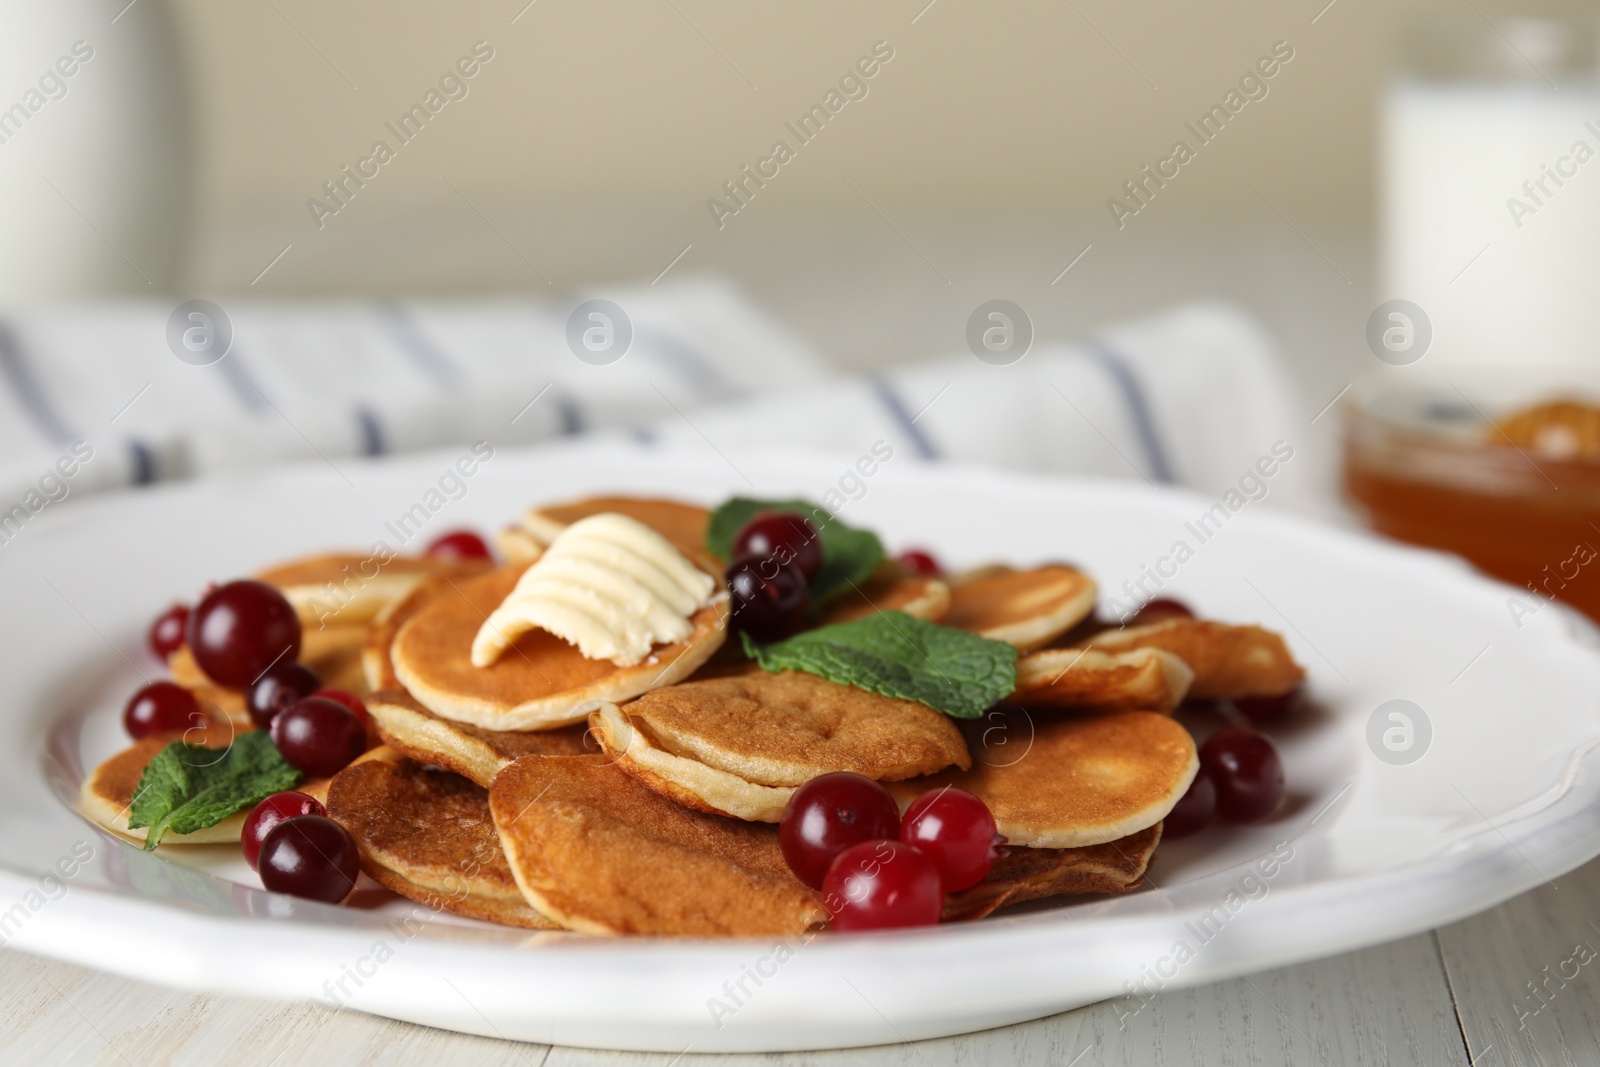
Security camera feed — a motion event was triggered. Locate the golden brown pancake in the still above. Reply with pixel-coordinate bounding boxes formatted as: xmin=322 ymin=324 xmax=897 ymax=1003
xmin=298 ymin=744 xmax=390 ymax=805
xmin=362 ymin=568 xmax=495 ymax=692
xmin=1083 ymin=619 xmax=1305 ymax=699
xmin=1012 ymin=646 xmax=1193 ymax=714
xmin=256 ymin=554 xmax=456 ymax=628
xmin=490 ymin=754 xmax=824 ymax=936
xmin=944 ymin=564 xmax=1098 ymax=650
xmin=304 ymin=624 xmax=372 ymax=693
xmin=510 ymin=496 xmax=717 ymax=573
xmin=887 ymin=711 xmax=1196 ymax=848
xmin=366 ymin=689 xmax=594 ymax=789
xmin=327 ymin=749 xmax=557 ymax=929
xmin=818 ymin=568 xmax=951 ymax=625
xmin=943 ymin=823 xmax=1162 ymax=920
xmin=77 ymin=723 xmax=342 ymax=843
xmin=589 ymin=670 xmax=971 ymax=822
xmin=494 ymin=526 xmax=544 ymax=563
xmin=391 ymin=562 xmax=727 ymax=731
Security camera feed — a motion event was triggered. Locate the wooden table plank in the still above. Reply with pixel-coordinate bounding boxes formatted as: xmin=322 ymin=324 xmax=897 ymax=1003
xmin=0 ymin=951 xmax=549 ymax=1067
xmin=1 ymin=925 xmax=1465 ymax=1066
xmin=540 ymin=930 xmax=1462 ymax=1066
xmin=1436 ymin=853 xmax=1600 ymax=1067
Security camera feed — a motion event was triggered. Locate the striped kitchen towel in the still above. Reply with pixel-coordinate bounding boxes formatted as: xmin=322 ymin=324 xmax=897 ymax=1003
xmin=0 ymin=285 xmax=1316 ymax=526
xmin=0 ymin=277 xmax=827 ymax=509
xmin=644 ymin=301 xmax=1320 ymax=514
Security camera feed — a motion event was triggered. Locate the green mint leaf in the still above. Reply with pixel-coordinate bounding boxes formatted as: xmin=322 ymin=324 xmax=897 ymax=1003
xmin=128 ymin=732 xmax=302 ymax=850
xmin=706 ymin=497 xmax=884 ymax=601
xmin=744 ymin=611 xmax=1017 ymax=719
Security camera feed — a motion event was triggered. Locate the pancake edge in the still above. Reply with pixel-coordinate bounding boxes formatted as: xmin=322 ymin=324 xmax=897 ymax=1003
xmin=1084 ymin=618 xmax=1306 ymax=699
xmin=889 ymin=743 xmax=1197 ymax=849
xmin=365 ymin=693 xmax=515 ymax=789
xmin=488 ymin=755 xmax=826 ymax=937
xmin=391 ymin=603 xmax=728 ymax=731
xmin=278 ymin=571 xmax=429 ymax=628
xmin=820 ymin=577 xmax=952 ymax=626
xmin=488 ymin=763 xmax=618 ymax=937
xmin=494 ymin=526 xmax=545 ymax=563
xmin=589 ymin=704 xmax=792 ymax=823
xmin=325 ymin=749 xmax=562 ymax=930
xmin=77 ymin=788 xmax=247 ymax=844
xmin=360 ymin=860 xmax=561 ymax=930
xmin=1002 ymin=746 xmax=1195 ymax=848
xmin=1012 ymin=646 xmax=1194 ymax=713
xmin=962 ymin=567 xmax=1099 ymax=650
xmin=943 ymin=823 xmax=1163 ymax=921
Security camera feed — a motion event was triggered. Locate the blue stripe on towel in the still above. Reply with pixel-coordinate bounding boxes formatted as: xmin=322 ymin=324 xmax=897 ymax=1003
xmin=127 ymin=440 xmax=156 ymax=485
xmin=636 ymin=328 xmax=737 ymax=401
xmin=355 ymin=407 xmax=386 ymax=456
xmin=555 ymin=393 xmax=585 ymax=436
xmin=870 ymin=376 xmax=938 ymax=460
xmin=1084 ymin=340 xmax=1175 ymax=485
xmin=0 ymin=320 xmax=75 ymax=445
xmin=216 ymin=348 xmax=270 ymax=414
xmin=379 ymin=303 xmax=462 ymax=389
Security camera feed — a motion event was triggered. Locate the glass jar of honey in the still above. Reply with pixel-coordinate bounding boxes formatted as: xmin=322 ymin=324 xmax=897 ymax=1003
xmin=1343 ymin=374 xmax=1600 ymax=623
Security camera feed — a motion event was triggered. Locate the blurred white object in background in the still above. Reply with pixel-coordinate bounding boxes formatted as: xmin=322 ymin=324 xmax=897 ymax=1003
xmin=1382 ymin=12 xmax=1600 ymax=372
xmin=0 ymin=0 xmax=190 ymax=296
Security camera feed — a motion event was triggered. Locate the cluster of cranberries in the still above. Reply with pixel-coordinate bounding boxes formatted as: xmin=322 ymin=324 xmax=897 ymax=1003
xmin=723 ymin=509 xmax=946 ymax=642
xmin=132 ymin=581 xmax=368 ymax=902
xmin=1129 ymin=598 xmax=1293 ymax=838
xmin=723 ymin=511 xmax=823 ymax=642
xmin=779 ymin=772 xmax=998 ymax=930
xmin=125 ymin=530 xmax=489 ymax=904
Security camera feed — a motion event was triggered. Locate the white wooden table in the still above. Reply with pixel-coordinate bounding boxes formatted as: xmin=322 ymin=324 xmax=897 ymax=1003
xmin=5 ymin=852 xmax=1593 ymax=1065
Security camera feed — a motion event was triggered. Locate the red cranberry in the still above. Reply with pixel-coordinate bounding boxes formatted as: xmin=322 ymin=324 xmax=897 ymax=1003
xmin=245 ymin=662 xmax=320 ymax=729
xmin=269 ymin=697 xmax=366 ymax=778
xmin=186 ymin=580 xmax=301 ymax=688
xmin=899 ymin=787 xmax=998 ymax=892
xmin=732 ymin=511 xmax=823 ymax=583
xmin=1200 ymin=728 xmax=1285 ymax=822
xmin=1235 ymin=687 xmax=1300 ymax=726
xmin=1131 ymin=598 xmax=1195 ymax=626
xmin=242 ymin=791 xmax=326 ymax=871
xmin=823 ymin=840 xmax=943 ymax=931
xmin=1162 ymin=770 xmax=1217 ymax=838
xmin=258 ymin=815 xmax=360 ymax=903
xmin=312 ymin=687 xmax=371 ymax=728
xmin=123 ymin=681 xmax=203 ymax=739
xmin=148 ymin=604 xmax=189 ymax=661
xmin=725 ymin=554 xmax=808 ymax=643
xmin=426 ymin=530 xmax=492 ymax=561
xmin=895 ymin=550 xmax=943 ymax=576
xmin=779 ymin=772 xmax=901 ymax=888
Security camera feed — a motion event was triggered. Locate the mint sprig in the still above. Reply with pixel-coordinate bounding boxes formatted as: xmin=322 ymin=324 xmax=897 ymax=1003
xmin=128 ymin=732 xmax=302 ymax=850
xmin=742 ymin=611 xmax=1017 ymax=719
xmin=706 ymin=497 xmax=883 ymax=601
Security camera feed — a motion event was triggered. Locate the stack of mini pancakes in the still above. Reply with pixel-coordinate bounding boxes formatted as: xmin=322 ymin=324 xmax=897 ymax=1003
xmin=81 ymin=495 xmax=1304 ymax=937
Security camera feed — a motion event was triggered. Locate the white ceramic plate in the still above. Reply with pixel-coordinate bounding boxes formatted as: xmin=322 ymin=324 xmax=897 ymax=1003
xmin=5 ymin=441 xmax=1600 ymax=1053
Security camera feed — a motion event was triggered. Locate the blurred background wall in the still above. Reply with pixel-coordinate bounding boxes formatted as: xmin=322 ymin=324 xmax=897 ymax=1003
xmin=172 ymin=0 xmax=1381 ymax=233
xmin=15 ymin=0 xmax=1570 ymax=404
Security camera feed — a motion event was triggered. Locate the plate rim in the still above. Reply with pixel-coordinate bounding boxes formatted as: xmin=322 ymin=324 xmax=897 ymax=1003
xmin=6 ymin=439 xmax=1600 ymax=1052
